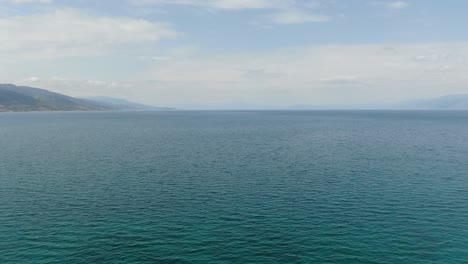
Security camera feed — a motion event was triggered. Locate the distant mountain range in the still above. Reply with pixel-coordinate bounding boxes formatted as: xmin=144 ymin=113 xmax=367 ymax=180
xmin=289 ymin=94 xmax=468 ymax=110
xmin=88 ymin=96 xmax=171 ymax=111
xmin=0 ymin=84 xmax=171 ymax=112
xmin=397 ymin=94 xmax=468 ymax=110
xmin=2 ymin=83 xmax=468 ymax=112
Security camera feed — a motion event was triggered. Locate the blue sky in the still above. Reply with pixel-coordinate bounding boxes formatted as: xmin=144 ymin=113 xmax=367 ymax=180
xmin=1 ymin=0 xmax=468 ymax=108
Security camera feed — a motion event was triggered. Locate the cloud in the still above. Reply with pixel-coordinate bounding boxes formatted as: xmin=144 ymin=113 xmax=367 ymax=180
xmin=387 ymin=1 xmax=409 ymax=9
xmin=130 ymin=0 xmax=296 ymax=10
xmin=133 ymin=43 xmax=468 ymax=105
xmin=207 ymin=0 xmax=294 ymax=10
xmin=13 ymin=43 xmax=468 ymax=108
xmin=7 ymin=0 xmax=52 ymax=3
xmin=0 ymin=9 xmax=179 ymax=59
xmin=270 ymin=10 xmax=330 ymax=24
xmin=130 ymin=1 xmax=331 ymax=27
xmin=23 ymin=76 xmax=40 ymax=82
xmin=320 ymin=75 xmax=362 ymax=85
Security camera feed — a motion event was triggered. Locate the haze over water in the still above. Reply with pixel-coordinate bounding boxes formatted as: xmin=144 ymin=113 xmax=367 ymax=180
xmin=1 ymin=111 xmax=467 ymax=263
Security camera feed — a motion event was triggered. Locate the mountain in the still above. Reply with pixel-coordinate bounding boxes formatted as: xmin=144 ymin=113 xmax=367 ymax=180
xmin=289 ymin=104 xmax=368 ymax=110
xmin=0 ymin=84 xmax=172 ymax=112
xmin=397 ymin=94 xmax=468 ymax=110
xmin=288 ymin=94 xmax=468 ymax=110
xmin=0 ymin=84 xmax=112 ymax=112
xmin=88 ymin=96 xmax=173 ymax=111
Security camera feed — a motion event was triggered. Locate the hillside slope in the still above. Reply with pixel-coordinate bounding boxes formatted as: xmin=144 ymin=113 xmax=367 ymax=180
xmin=0 ymin=84 xmax=111 ymax=112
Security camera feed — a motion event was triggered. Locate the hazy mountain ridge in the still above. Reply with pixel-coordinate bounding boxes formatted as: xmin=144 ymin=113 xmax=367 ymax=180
xmin=2 ymin=83 xmax=467 ymax=111
xmin=0 ymin=84 xmax=112 ymax=112
xmin=397 ymin=94 xmax=468 ymax=110
xmin=0 ymin=84 xmax=170 ymax=112
xmin=88 ymin=96 xmax=173 ymax=111
xmin=289 ymin=94 xmax=468 ymax=110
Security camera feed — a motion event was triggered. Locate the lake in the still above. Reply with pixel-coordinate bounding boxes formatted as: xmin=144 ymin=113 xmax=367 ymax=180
xmin=1 ymin=111 xmax=467 ymax=263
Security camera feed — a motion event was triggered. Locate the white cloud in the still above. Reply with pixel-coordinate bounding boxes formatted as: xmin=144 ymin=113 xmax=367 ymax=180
xmin=7 ymin=0 xmax=52 ymax=3
xmin=23 ymin=76 xmax=40 ymax=82
xmin=209 ymin=0 xmax=294 ymax=10
xmin=387 ymin=1 xmax=409 ymax=9
xmin=270 ymin=10 xmax=330 ymax=24
xmin=130 ymin=0 xmax=297 ymax=10
xmin=130 ymin=1 xmax=331 ymax=27
xmin=13 ymin=43 xmax=468 ymax=108
xmin=0 ymin=9 xmax=179 ymax=59
xmin=134 ymin=43 xmax=468 ymax=106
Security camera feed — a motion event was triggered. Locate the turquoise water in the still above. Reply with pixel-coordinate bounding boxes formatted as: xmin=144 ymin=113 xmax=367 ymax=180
xmin=0 ymin=111 xmax=467 ymax=263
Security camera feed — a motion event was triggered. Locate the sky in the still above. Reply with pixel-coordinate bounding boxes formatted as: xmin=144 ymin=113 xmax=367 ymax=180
xmin=1 ymin=0 xmax=468 ymax=109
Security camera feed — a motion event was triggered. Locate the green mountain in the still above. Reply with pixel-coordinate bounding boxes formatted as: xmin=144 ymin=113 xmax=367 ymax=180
xmin=0 ymin=84 xmax=172 ymax=112
xmin=0 ymin=84 xmax=111 ymax=112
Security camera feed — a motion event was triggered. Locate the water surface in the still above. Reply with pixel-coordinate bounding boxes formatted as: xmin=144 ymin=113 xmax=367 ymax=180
xmin=1 ymin=111 xmax=467 ymax=263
